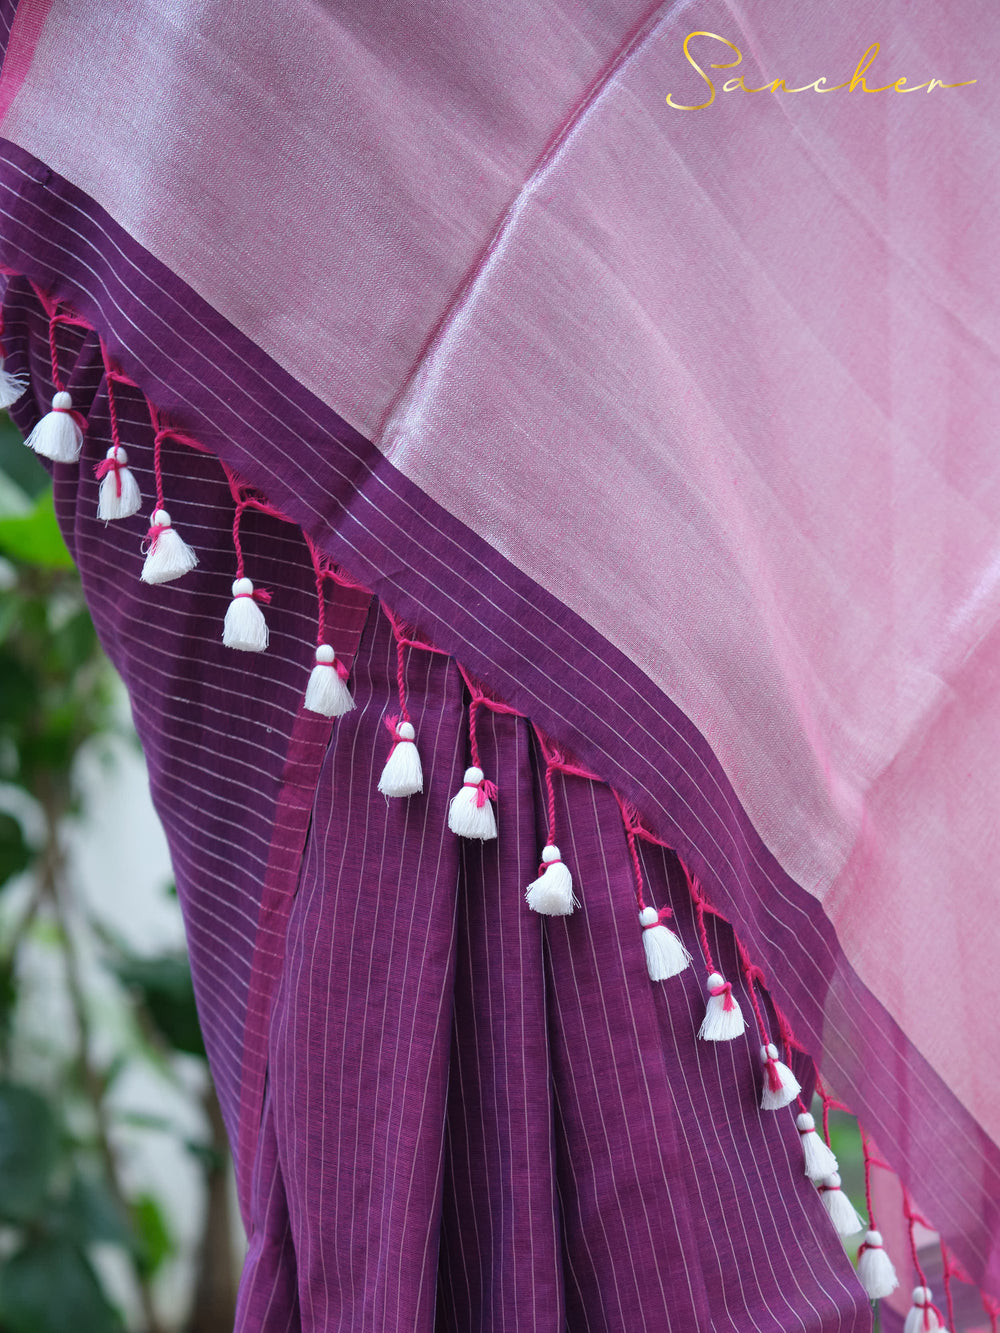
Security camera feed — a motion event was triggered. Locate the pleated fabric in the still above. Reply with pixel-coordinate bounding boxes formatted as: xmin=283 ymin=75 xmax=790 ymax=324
xmin=234 ymin=599 xmax=870 ymax=1331
xmin=0 ymin=254 xmax=873 ymax=1332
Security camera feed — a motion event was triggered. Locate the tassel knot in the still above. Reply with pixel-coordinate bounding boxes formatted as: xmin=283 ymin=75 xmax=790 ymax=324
xmin=698 ymin=970 xmax=746 ymax=1041
xmin=857 ymin=1229 xmax=899 ymax=1300
xmin=141 ymin=508 xmax=198 ymax=584
xmin=304 ymin=644 xmax=355 ymax=717
xmin=795 ymin=1111 xmax=839 ymax=1181
xmin=223 ymin=577 xmax=270 ymax=652
xmin=759 ymin=1043 xmax=801 ymax=1109
xmin=26 ymin=390 xmax=85 ymax=463
xmin=378 ymin=716 xmax=423 ymax=797
xmin=95 ymin=445 xmax=142 ymax=520
xmin=817 ymin=1171 xmax=866 ymax=1237
xmin=525 ymin=843 xmax=579 ymax=916
xmin=638 ymin=905 xmax=692 ymax=981
xmin=448 ymin=765 xmax=498 ymax=840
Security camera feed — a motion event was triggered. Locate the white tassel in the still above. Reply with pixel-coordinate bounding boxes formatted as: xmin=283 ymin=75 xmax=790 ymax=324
xmin=223 ymin=578 xmax=269 ymax=652
xmin=904 ymin=1287 xmax=943 ymax=1333
xmin=818 ymin=1172 xmax=866 ymax=1236
xmin=796 ymin=1112 xmax=839 ymax=1181
xmin=0 ymin=361 xmax=26 ymax=408
xmin=25 ymin=391 xmax=83 ymax=462
xmin=141 ymin=509 xmax=198 ymax=584
xmin=759 ymin=1043 xmax=801 ymax=1110
xmin=525 ymin=845 xmax=578 ymax=915
xmin=96 ymin=445 xmax=142 ymax=520
xmin=698 ymin=971 xmax=747 ymax=1041
xmin=857 ymin=1230 xmax=899 ymax=1301
xmin=304 ymin=644 xmax=354 ymax=717
xmin=447 ymin=766 xmax=497 ymax=840
xmin=378 ymin=718 xmax=423 ymax=797
xmin=639 ymin=906 xmax=692 ymax=981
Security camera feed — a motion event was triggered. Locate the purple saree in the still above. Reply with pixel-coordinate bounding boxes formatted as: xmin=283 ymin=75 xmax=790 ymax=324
xmin=0 ymin=1 xmax=997 ymax=1329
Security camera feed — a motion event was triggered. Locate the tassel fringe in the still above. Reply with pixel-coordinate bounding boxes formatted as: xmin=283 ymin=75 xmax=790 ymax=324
xmin=25 ymin=391 xmax=83 ymax=462
xmin=698 ymin=972 xmax=746 ymax=1041
xmin=903 ymin=1287 xmax=943 ymax=1333
xmin=448 ymin=766 xmax=497 ymax=840
xmin=818 ymin=1172 xmax=865 ymax=1236
xmin=856 ymin=1230 xmax=899 ymax=1300
xmin=96 ymin=445 xmax=142 ymax=520
xmin=141 ymin=509 xmax=198 ymax=584
xmin=759 ymin=1044 xmax=801 ymax=1110
xmin=304 ymin=644 xmax=355 ymax=717
xmin=378 ymin=717 xmax=423 ymax=797
xmin=525 ymin=845 xmax=578 ymax=915
xmin=639 ymin=906 xmax=692 ymax=981
xmin=0 ymin=361 xmax=27 ymax=408
xmin=223 ymin=577 xmax=269 ymax=652
xmin=796 ymin=1112 xmax=839 ymax=1181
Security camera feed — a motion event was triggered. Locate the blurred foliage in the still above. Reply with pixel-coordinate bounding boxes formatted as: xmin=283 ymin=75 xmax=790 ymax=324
xmin=0 ymin=410 xmax=234 ymax=1332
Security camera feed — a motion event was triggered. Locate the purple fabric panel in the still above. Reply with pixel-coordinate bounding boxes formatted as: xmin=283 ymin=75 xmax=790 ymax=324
xmin=1 ymin=141 xmax=997 ymax=1301
xmin=236 ymin=599 xmax=870 ymax=1331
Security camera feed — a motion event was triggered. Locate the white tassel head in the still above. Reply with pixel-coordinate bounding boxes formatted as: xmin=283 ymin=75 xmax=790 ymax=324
xmin=903 ymin=1287 xmax=942 ymax=1333
xmin=447 ymin=765 xmax=497 ymax=840
xmin=25 ymin=390 xmax=84 ymax=462
xmin=377 ymin=717 xmax=423 ymax=797
xmin=304 ymin=644 xmax=355 ymax=717
xmin=795 ymin=1111 xmax=839 ymax=1181
xmin=759 ymin=1043 xmax=801 ymax=1110
xmin=818 ymin=1172 xmax=866 ymax=1236
xmin=141 ymin=509 xmax=199 ymax=584
xmin=639 ymin=906 xmax=692 ymax=981
xmin=698 ymin=971 xmax=747 ymax=1041
xmin=525 ymin=844 xmax=578 ymax=915
xmin=96 ymin=445 xmax=142 ymax=520
xmin=857 ymin=1230 xmax=899 ymax=1301
xmin=0 ymin=360 xmax=27 ymax=408
xmin=223 ymin=577 xmax=269 ymax=652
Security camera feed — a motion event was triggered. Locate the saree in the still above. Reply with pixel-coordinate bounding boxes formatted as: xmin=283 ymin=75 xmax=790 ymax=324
xmin=0 ymin=0 xmax=997 ymax=1328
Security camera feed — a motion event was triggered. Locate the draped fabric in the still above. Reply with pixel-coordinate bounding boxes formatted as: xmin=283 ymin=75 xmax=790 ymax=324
xmin=1 ymin=0 xmax=998 ymax=1327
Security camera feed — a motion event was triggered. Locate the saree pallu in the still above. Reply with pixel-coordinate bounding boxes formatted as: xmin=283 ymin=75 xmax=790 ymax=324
xmin=0 ymin=0 xmax=998 ymax=1328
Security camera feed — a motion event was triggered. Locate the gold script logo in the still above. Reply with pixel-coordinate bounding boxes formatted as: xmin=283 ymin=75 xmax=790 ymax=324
xmin=666 ymin=32 xmax=977 ymax=110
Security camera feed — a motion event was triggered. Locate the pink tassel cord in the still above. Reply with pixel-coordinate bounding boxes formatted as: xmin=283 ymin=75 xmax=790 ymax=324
xmin=680 ymin=863 xmax=747 ymax=1041
xmin=615 ymin=796 xmax=692 ymax=982
xmin=220 ymin=465 xmax=279 ymax=651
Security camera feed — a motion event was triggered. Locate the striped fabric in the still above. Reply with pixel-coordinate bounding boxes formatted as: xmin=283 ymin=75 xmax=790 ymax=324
xmin=1 ymin=5 xmax=997 ymax=1321
xmin=1 ymin=278 xmax=872 ymax=1329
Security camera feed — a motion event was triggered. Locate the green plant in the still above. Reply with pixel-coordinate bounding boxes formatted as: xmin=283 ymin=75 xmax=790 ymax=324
xmin=0 ymin=414 xmax=236 ymax=1332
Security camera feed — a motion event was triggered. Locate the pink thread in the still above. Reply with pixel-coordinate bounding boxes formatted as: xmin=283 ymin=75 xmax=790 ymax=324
xmin=464 ymin=774 xmax=497 ymax=808
xmin=235 ymin=586 xmax=272 ymax=605
xmin=383 ymin=714 xmax=406 ymax=755
xmin=940 ymin=1241 xmax=957 ymax=1333
xmin=145 ymin=517 xmax=168 ymax=551
xmin=735 ymin=938 xmax=772 ymax=1046
xmin=94 ymin=452 xmax=124 ymax=496
xmin=709 ymin=978 xmax=735 ymax=1011
xmin=860 ymin=1127 xmax=889 ymax=1226
xmin=641 ymin=906 xmax=673 ymax=931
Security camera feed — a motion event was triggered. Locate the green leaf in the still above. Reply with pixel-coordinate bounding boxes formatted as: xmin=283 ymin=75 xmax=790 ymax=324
xmin=0 ymin=810 xmax=31 ymax=888
xmin=132 ymin=1192 xmax=173 ymax=1278
xmin=0 ymin=1238 xmax=123 ymax=1333
xmin=110 ymin=953 xmax=206 ymax=1058
xmin=0 ymin=1083 xmax=59 ymax=1222
xmin=0 ymin=488 xmax=72 ymax=569
xmin=54 ymin=1174 xmax=132 ymax=1247
xmin=0 ymin=414 xmax=50 ymax=503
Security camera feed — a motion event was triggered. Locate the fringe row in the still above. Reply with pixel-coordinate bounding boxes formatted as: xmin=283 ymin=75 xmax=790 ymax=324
xmin=4 ymin=273 xmax=991 ymax=1325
